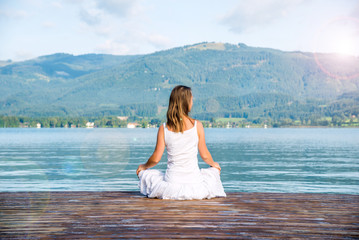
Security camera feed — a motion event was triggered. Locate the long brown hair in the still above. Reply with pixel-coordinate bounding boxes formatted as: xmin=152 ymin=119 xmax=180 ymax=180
xmin=166 ymin=85 xmax=192 ymax=133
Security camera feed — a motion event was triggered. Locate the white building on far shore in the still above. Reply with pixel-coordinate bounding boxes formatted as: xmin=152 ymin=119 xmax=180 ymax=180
xmin=86 ymin=122 xmax=95 ymax=128
xmin=117 ymin=116 xmax=129 ymax=121
xmin=36 ymin=123 xmax=41 ymax=128
xmin=127 ymin=123 xmax=138 ymax=128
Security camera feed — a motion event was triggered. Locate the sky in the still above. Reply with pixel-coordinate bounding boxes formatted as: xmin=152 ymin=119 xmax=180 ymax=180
xmin=1 ymin=0 xmax=359 ymax=61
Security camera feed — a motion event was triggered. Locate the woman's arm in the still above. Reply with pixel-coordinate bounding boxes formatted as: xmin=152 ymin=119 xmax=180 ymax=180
xmin=136 ymin=125 xmax=165 ymax=176
xmin=197 ymin=121 xmax=221 ymax=172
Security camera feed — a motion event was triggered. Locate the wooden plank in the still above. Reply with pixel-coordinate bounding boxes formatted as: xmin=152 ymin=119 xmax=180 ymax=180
xmin=0 ymin=192 xmax=358 ymax=239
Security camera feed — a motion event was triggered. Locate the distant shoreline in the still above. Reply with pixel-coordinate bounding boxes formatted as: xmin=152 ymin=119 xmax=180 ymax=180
xmin=1 ymin=115 xmax=358 ymax=128
xmin=1 ymin=126 xmax=358 ymax=129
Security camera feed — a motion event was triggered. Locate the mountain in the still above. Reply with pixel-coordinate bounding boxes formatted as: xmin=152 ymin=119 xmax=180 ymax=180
xmin=1 ymin=42 xmax=358 ymax=120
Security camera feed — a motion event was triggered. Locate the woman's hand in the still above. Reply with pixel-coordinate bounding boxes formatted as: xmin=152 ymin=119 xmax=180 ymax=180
xmin=136 ymin=164 xmax=147 ymax=177
xmin=211 ymin=162 xmax=221 ymax=173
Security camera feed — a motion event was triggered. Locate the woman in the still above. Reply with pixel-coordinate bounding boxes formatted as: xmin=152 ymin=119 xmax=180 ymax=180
xmin=136 ymin=85 xmax=226 ymax=200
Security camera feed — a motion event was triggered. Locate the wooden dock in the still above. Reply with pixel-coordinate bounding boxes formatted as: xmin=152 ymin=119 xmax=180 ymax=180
xmin=1 ymin=192 xmax=358 ymax=239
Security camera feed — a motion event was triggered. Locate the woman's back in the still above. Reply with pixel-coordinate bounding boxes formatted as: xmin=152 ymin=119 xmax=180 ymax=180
xmin=164 ymin=120 xmax=199 ymax=174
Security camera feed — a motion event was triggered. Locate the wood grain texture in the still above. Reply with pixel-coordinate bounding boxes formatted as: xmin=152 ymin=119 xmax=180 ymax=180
xmin=1 ymin=192 xmax=358 ymax=239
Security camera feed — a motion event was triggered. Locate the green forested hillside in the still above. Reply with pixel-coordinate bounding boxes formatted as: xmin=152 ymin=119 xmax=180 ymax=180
xmin=1 ymin=42 xmax=358 ymax=122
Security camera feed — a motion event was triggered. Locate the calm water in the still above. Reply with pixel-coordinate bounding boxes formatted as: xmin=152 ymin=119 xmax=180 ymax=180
xmin=0 ymin=128 xmax=358 ymax=194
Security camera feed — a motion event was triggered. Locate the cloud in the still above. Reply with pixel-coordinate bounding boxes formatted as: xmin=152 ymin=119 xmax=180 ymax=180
xmin=349 ymin=2 xmax=359 ymax=36
xmin=42 ymin=21 xmax=56 ymax=28
xmin=80 ymin=8 xmax=102 ymax=25
xmin=14 ymin=50 xmax=35 ymax=61
xmin=71 ymin=0 xmax=117 ymax=38
xmin=219 ymin=0 xmax=307 ymax=33
xmin=67 ymin=0 xmax=171 ymax=55
xmin=147 ymin=34 xmax=172 ymax=49
xmin=0 ymin=9 xmax=29 ymax=19
xmin=95 ymin=0 xmax=141 ymax=18
xmin=72 ymin=0 xmax=143 ymax=33
xmin=94 ymin=30 xmax=172 ymax=56
xmin=352 ymin=1 xmax=359 ymax=18
xmin=95 ymin=39 xmax=131 ymax=55
xmin=52 ymin=1 xmax=63 ymax=9
xmin=71 ymin=0 xmax=141 ymax=25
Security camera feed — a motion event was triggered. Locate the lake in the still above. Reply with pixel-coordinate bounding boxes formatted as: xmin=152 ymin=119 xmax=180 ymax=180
xmin=0 ymin=128 xmax=358 ymax=194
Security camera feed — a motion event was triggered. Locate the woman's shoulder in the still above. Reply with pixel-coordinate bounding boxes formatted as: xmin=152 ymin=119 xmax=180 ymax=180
xmin=193 ymin=119 xmax=203 ymax=127
xmin=193 ymin=119 xmax=204 ymax=131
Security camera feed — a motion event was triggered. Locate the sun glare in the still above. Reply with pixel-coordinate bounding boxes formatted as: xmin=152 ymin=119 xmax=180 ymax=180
xmin=313 ymin=17 xmax=359 ymax=79
xmin=334 ymin=35 xmax=357 ymax=57
xmin=314 ymin=17 xmax=359 ymax=57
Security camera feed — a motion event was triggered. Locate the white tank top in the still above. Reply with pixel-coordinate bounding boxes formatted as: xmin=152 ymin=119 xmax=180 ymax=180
xmin=163 ymin=121 xmax=202 ymax=183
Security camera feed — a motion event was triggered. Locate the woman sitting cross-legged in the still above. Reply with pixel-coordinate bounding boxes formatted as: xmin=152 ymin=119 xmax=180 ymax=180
xmin=136 ymin=85 xmax=226 ymax=200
